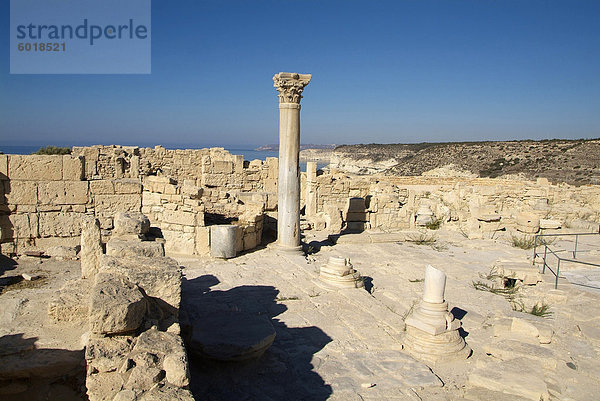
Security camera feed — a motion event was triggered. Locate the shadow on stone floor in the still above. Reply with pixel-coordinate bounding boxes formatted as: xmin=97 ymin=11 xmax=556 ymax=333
xmin=304 ymin=237 xmax=335 ymax=255
xmin=181 ymin=275 xmax=333 ymax=401
xmin=0 ymin=254 xmax=18 ymax=276
xmin=0 ymin=333 xmax=87 ymax=400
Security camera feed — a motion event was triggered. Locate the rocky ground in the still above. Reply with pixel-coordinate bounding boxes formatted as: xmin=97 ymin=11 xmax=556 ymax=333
xmin=2 ymin=228 xmax=599 ymax=400
xmin=329 ymin=139 xmax=600 ymax=185
xmin=0 ymin=256 xmax=87 ymax=400
xmin=179 ymin=228 xmax=600 ymax=401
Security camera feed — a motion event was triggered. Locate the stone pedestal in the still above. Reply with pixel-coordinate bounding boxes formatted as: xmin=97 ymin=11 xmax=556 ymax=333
xmin=318 ymin=256 xmax=364 ymax=289
xmin=273 ymin=72 xmax=311 ymax=252
xmin=404 ymin=265 xmax=470 ymax=363
xmin=415 ymin=204 xmax=434 ymax=226
xmin=516 ymin=212 xmax=540 ymax=234
xmin=305 ymin=161 xmax=318 ymax=217
xmin=210 ymin=225 xmax=237 ymax=259
xmin=81 ymin=215 xmax=103 ymax=279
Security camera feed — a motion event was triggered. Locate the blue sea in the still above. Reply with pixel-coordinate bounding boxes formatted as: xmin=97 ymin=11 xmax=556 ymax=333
xmin=0 ymin=145 xmax=326 ymax=171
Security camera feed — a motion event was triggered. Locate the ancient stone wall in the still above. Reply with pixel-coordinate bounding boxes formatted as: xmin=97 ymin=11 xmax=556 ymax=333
xmin=71 ymin=145 xmax=279 ymax=192
xmin=0 ymin=148 xmax=269 ymax=256
xmin=2 ymin=148 xmax=599 ymax=257
xmin=302 ymin=163 xmax=600 ymax=236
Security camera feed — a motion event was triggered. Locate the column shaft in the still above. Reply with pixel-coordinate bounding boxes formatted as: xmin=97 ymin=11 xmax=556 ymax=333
xmin=277 ymin=103 xmax=301 ymax=249
xmin=272 ymin=72 xmax=312 ymax=252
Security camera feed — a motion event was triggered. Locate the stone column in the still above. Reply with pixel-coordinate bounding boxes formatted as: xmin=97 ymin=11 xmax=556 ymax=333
xmin=273 ymin=72 xmax=312 ymax=252
xmin=404 ymin=264 xmax=471 ymax=363
xmin=423 ymin=264 xmax=446 ymax=304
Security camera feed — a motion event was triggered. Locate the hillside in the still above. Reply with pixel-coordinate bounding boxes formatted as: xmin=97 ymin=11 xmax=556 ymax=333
xmin=330 ymin=139 xmax=600 ymax=185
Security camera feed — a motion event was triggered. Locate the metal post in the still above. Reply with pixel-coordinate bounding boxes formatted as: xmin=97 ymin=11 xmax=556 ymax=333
xmin=542 ymin=245 xmax=548 ymax=274
xmin=555 ymin=259 xmax=561 ymax=289
xmin=573 ymin=235 xmax=578 ymax=259
xmin=532 ymin=235 xmax=538 ymax=265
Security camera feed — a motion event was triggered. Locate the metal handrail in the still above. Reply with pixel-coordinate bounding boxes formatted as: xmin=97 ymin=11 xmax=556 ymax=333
xmin=532 ymin=232 xmax=600 ymax=289
xmin=533 ymin=232 xmax=600 ymax=262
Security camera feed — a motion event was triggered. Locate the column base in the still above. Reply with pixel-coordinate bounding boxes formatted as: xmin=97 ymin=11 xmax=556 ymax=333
xmin=272 ymin=242 xmax=304 ymax=254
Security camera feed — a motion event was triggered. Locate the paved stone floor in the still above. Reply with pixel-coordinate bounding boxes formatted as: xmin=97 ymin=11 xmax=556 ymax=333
xmin=179 ymin=229 xmax=600 ymax=400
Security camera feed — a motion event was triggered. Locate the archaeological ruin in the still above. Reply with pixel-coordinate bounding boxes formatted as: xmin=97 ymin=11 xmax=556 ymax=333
xmin=1 ymin=72 xmax=600 ymax=400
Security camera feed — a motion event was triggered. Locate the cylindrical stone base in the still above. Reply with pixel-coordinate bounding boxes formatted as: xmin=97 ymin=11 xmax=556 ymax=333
xmin=210 ymin=225 xmax=237 ymax=259
xmin=404 ymin=326 xmax=471 ymax=364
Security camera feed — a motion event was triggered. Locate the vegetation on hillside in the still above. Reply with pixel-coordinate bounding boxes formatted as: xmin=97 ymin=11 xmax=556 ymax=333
xmin=32 ymin=146 xmax=71 ymax=155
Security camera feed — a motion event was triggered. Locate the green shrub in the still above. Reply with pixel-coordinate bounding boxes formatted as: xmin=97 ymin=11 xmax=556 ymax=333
xmin=33 ymin=146 xmax=71 ymax=155
xmin=408 ymin=232 xmax=437 ymax=245
xmin=425 ymin=218 xmax=442 ymax=230
xmin=510 ymin=234 xmax=536 ymax=250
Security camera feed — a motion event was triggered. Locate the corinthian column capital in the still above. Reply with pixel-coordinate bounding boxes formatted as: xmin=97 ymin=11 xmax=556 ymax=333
xmin=273 ymin=72 xmax=312 ymax=104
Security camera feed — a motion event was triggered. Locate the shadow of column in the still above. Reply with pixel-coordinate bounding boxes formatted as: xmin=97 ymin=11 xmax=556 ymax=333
xmin=182 ymin=276 xmax=333 ymax=400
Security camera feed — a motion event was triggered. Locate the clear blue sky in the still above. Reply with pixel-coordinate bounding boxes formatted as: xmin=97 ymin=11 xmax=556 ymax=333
xmin=1 ymin=0 xmax=599 ymax=148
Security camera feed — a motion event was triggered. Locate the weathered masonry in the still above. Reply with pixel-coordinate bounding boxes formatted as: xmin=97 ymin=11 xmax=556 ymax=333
xmin=1 ymin=147 xmax=599 ymax=256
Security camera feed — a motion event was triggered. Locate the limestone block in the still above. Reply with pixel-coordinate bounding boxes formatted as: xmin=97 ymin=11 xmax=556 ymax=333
xmin=233 ymin=154 xmax=244 ymax=174
xmin=62 ymin=155 xmax=84 ymax=181
xmin=163 ymin=210 xmax=198 ymax=226
xmin=468 ymin=358 xmax=550 ymax=400
xmin=5 ymin=181 xmax=37 ymax=205
xmin=163 ymin=352 xmax=189 ymax=387
xmin=8 ymin=155 xmax=62 ymax=180
xmin=81 ymin=215 xmax=103 ymax=279
xmin=181 ymin=184 xmax=202 ymax=199
xmin=48 ymin=279 xmax=91 ymax=322
xmin=86 ymin=371 xmax=125 ymax=401
xmin=129 ymin=155 xmax=140 ymax=178
xmin=264 ymin=178 xmax=277 ymax=193
xmin=89 ymin=273 xmax=147 ymax=335
xmin=195 ymin=226 xmax=210 ymax=256
xmin=114 ymin=179 xmax=142 ymax=194
xmin=46 ymin=245 xmax=79 ymax=259
xmin=37 ymin=182 xmax=66 ymax=205
xmin=511 ymin=317 xmax=539 ymax=338
xmin=106 ymin=239 xmax=165 ymax=258
xmin=324 ymin=205 xmax=343 ymax=234
xmin=210 ymin=225 xmax=237 ymax=258
xmin=38 ymin=212 xmax=81 ymax=237
xmin=113 ymin=212 xmax=150 ymax=239
xmin=265 ymin=192 xmax=277 ymax=210
xmin=94 ymin=194 xmax=141 ymax=214
xmin=164 ymin=184 xmax=177 ymax=194
xmin=9 ymin=213 xmax=38 ymax=238
xmin=243 ymin=230 xmax=259 ymax=251
xmin=162 ymin=230 xmax=196 ymax=255
xmin=201 ymin=173 xmax=228 ymax=187
xmin=0 ymin=154 xmax=7 ymax=179
xmin=516 ymin=212 xmax=540 ymax=234
xmin=495 ymin=262 xmax=542 ymax=285
xmin=100 ymin=255 xmax=181 ymax=309
xmin=85 ymin=336 xmax=134 ymax=374
xmin=539 ymin=219 xmax=561 ymax=229
xmin=90 ymin=180 xmax=115 ymax=195
xmin=311 ymin=213 xmax=327 ymax=231
xmin=142 ymin=191 xmax=162 ymax=206
xmin=212 ymin=160 xmax=233 ymax=174
xmin=65 ymin=181 xmax=89 ymax=204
